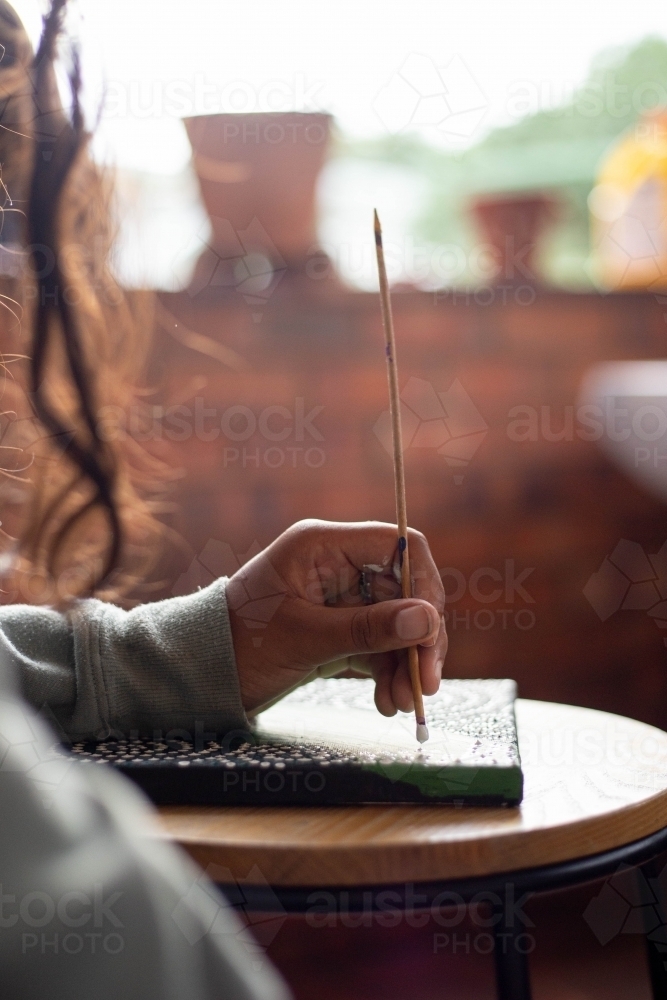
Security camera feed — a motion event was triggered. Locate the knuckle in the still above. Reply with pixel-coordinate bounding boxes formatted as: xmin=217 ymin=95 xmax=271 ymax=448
xmin=350 ymin=610 xmax=381 ymax=652
xmin=289 ymin=518 xmax=323 ymax=537
xmin=282 ymin=518 xmax=328 ymax=550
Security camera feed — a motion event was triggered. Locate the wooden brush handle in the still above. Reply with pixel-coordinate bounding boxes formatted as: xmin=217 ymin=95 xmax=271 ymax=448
xmin=374 ymin=210 xmax=426 ymax=728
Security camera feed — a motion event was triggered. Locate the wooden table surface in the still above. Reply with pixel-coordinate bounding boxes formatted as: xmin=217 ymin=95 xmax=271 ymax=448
xmin=157 ymin=700 xmax=667 ymax=886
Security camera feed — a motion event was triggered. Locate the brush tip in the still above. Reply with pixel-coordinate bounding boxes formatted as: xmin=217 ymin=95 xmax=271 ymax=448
xmin=373 ymin=209 xmax=382 ymax=247
xmin=416 ymin=723 xmax=429 ymax=744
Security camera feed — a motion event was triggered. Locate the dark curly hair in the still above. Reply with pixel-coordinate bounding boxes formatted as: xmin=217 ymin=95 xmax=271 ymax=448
xmin=0 ymin=0 xmax=165 ymax=602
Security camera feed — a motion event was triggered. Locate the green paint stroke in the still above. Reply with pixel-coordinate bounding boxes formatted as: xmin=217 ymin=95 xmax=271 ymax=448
xmin=362 ymin=759 xmax=523 ymax=802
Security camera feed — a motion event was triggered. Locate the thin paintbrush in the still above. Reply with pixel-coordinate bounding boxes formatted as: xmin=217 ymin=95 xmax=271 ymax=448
xmin=373 ymin=209 xmax=429 ymax=744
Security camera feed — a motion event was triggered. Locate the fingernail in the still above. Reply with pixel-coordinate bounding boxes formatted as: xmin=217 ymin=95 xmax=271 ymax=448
xmin=436 ymin=658 xmax=444 ymax=679
xmin=395 ymin=605 xmax=432 ymax=641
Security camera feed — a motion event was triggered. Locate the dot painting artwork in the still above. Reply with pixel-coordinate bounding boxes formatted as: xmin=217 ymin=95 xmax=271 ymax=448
xmin=59 ymin=679 xmax=523 ymax=806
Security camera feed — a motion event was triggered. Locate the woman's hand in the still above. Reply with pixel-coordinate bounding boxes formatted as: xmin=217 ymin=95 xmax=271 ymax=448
xmin=226 ymin=519 xmax=447 ymax=716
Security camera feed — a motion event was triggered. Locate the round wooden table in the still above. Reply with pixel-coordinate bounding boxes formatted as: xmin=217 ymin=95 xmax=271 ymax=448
xmin=158 ymin=700 xmax=667 ymax=1000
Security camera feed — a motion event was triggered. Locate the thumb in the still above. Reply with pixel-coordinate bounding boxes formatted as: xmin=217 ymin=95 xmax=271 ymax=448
xmin=301 ymin=598 xmax=440 ymax=662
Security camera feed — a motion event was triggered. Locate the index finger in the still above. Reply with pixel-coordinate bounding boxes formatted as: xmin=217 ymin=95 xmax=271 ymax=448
xmin=404 ymin=526 xmax=445 ymax=613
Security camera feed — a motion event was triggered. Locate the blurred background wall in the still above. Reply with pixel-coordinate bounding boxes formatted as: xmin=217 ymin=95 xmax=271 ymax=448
xmin=154 ymin=274 xmax=667 ymax=728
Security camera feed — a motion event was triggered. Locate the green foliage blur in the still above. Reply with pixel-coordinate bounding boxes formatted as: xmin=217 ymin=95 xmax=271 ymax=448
xmin=338 ymin=37 xmax=667 ymax=288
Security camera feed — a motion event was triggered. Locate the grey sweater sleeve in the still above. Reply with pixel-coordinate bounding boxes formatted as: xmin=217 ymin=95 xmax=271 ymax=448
xmin=0 ymin=578 xmax=248 ymax=741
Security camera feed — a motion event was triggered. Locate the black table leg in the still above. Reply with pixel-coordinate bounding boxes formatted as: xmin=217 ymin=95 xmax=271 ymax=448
xmin=641 ymin=859 xmax=667 ymax=999
xmin=493 ymin=902 xmax=532 ymax=1000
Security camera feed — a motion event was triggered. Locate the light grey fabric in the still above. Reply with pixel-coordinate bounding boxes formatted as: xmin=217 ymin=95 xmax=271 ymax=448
xmin=0 ymin=656 xmax=289 ymax=1000
xmin=0 ymin=577 xmax=248 ymax=741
